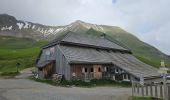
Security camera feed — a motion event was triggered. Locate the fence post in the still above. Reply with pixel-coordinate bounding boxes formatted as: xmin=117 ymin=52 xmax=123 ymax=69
xmin=137 ymin=84 xmax=139 ymax=94
xmin=133 ymin=83 xmax=136 ymax=93
xmin=160 ymin=85 xmax=163 ymax=98
xmin=141 ymin=85 xmax=144 ymax=97
xmin=146 ymin=85 xmax=148 ymax=96
xmin=150 ymin=84 xmax=153 ymax=97
xmin=132 ymin=80 xmax=134 ymax=96
xmin=155 ymin=85 xmax=158 ymax=97
xmin=168 ymin=86 xmax=170 ymax=100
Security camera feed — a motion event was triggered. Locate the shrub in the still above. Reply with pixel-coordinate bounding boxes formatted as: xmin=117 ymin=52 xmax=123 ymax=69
xmin=29 ymin=77 xmax=131 ymax=88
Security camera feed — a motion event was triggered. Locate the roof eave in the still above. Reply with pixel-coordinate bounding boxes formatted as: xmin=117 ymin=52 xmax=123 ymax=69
xmin=69 ymin=61 xmax=112 ymax=65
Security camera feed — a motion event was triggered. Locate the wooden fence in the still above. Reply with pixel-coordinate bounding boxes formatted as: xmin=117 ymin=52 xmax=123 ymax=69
xmin=132 ymin=81 xmax=170 ymax=100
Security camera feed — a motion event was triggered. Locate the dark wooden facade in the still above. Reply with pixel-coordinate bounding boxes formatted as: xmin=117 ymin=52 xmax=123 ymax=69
xmin=70 ymin=64 xmax=131 ymax=81
xmin=38 ymin=61 xmax=56 ymax=79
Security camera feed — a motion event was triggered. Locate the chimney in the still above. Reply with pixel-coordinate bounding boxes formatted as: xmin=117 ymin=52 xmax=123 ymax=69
xmin=100 ymin=33 xmax=106 ymax=39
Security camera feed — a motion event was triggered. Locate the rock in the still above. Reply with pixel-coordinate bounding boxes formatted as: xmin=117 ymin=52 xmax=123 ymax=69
xmin=52 ymin=74 xmax=63 ymax=84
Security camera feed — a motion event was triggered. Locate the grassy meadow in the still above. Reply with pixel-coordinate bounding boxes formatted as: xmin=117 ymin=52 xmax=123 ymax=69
xmin=0 ymin=36 xmax=47 ymax=73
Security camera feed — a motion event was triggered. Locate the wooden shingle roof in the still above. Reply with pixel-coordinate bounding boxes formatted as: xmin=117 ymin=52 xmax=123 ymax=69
xmin=61 ymin=32 xmax=129 ymax=51
xmin=59 ymin=45 xmax=159 ymax=78
xmin=42 ymin=31 xmax=131 ymax=53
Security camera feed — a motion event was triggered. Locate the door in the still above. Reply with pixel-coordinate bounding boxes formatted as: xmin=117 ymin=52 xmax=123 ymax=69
xmin=93 ymin=65 xmax=102 ymax=79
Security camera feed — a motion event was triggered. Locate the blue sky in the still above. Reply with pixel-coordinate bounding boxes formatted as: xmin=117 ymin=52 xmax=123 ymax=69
xmin=0 ymin=0 xmax=170 ymax=55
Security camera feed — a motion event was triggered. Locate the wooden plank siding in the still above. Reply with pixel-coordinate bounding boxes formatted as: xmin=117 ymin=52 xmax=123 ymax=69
xmin=42 ymin=61 xmax=55 ymax=78
xmin=70 ymin=64 xmax=111 ymax=80
xmin=70 ymin=64 xmax=92 ymax=80
xmin=55 ymin=45 xmax=71 ymax=80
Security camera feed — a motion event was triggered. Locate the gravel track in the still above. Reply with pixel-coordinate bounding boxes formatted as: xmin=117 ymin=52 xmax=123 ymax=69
xmin=0 ymin=78 xmax=131 ymax=100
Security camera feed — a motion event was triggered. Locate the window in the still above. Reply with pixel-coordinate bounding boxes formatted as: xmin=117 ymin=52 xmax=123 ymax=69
xmin=124 ymin=74 xmax=127 ymax=79
xmin=123 ymin=74 xmax=130 ymax=80
xmin=85 ymin=68 xmax=88 ymax=73
xmin=115 ymin=68 xmax=119 ymax=73
xmin=39 ymin=68 xmax=43 ymax=71
xmin=98 ymin=67 xmax=101 ymax=72
xmin=90 ymin=68 xmax=94 ymax=72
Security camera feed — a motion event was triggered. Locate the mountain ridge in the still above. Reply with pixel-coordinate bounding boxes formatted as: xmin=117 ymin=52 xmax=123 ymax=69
xmin=0 ymin=14 xmax=130 ymax=40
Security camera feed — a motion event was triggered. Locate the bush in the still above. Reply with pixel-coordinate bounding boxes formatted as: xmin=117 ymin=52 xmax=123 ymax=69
xmin=29 ymin=77 xmax=131 ymax=88
xmin=91 ymin=79 xmax=116 ymax=85
xmin=60 ymin=79 xmax=131 ymax=87
xmin=120 ymin=81 xmax=132 ymax=87
xmin=60 ymin=80 xmax=92 ymax=87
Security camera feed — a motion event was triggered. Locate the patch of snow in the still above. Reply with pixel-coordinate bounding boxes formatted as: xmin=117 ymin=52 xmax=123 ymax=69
xmin=23 ymin=22 xmax=29 ymax=28
xmin=68 ymin=25 xmax=72 ymax=28
xmin=1 ymin=26 xmax=13 ymax=31
xmin=55 ymin=28 xmax=64 ymax=33
xmin=1 ymin=27 xmax=4 ymax=31
xmin=44 ymin=30 xmax=47 ymax=33
xmin=17 ymin=23 xmax=24 ymax=29
xmin=40 ymin=29 xmax=44 ymax=33
xmin=98 ymin=26 xmax=105 ymax=33
xmin=63 ymin=27 xmax=68 ymax=31
xmin=8 ymin=26 xmax=12 ymax=30
xmin=94 ymin=24 xmax=99 ymax=30
xmin=32 ymin=25 xmax=35 ymax=29
xmin=48 ymin=28 xmax=54 ymax=33
xmin=37 ymin=27 xmax=41 ymax=32
xmin=99 ymin=26 xmax=104 ymax=31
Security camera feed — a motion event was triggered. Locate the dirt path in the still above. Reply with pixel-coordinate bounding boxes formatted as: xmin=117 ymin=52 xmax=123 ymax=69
xmin=0 ymin=78 xmax=131 ymax=100
xmin=15 ymin=67 xmax=34 ymax=79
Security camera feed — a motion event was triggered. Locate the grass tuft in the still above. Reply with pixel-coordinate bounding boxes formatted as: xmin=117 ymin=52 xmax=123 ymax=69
xmin=128 ymin=96 xmax=163 ymax=100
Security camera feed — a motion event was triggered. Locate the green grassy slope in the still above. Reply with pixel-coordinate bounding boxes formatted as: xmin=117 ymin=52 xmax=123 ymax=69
xmin=87 ymin=28 xmax=170 ymax=68
xmin=0 ymin=36 xmax=47 ymax=73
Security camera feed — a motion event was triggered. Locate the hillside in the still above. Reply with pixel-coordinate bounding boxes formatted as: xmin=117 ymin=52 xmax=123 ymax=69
xmin=0 ymin=14 xmax=169 ymax=73
xmin=0 ymin=36 xmax=47 ymax=73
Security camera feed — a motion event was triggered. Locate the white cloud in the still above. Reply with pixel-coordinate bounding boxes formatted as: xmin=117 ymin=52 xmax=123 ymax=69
xmin=0 ymin=0 xmax=169 ymax=54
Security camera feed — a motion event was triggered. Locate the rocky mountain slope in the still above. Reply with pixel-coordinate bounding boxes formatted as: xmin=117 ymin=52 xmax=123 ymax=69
xmin=0 ymin=14 xmax=169 ymax=68
xmin=0 ymin=14 xmax=125 ymax=41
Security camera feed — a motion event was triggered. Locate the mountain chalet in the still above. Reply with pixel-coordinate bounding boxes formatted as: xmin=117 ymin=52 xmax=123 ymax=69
xmin=36 ymin=31 xmax=160 ymax=81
